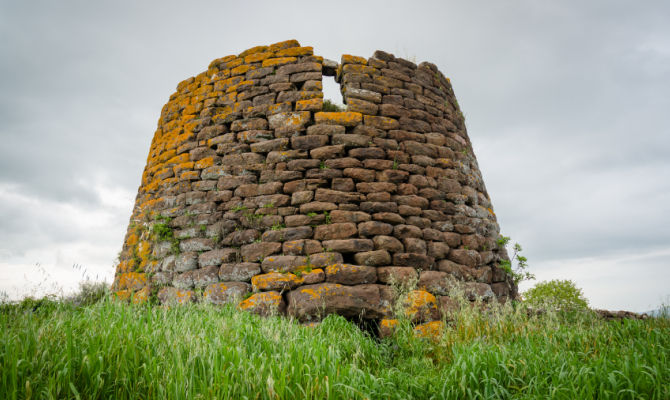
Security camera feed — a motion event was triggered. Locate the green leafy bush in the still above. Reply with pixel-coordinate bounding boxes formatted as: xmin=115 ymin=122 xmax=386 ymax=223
xmin=322 ymin=99 xmax=345 ymax=112
xmin=496 ymin=235 xmax=534 ymax=285
xmin=523 ymin=279 xmax=590 ymax=311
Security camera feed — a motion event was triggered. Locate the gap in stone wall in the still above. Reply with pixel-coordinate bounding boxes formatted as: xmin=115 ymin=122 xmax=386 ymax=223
xmin=322 ymin=75 xmax=345 ymax=108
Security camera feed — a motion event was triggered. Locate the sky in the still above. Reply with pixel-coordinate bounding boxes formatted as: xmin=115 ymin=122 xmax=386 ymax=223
xmin=1 ymin=0 xmax=668 ymax=312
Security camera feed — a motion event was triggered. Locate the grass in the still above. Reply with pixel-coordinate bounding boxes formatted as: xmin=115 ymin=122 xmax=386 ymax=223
xmin=1 ymin=293 xmax=668 ymax=399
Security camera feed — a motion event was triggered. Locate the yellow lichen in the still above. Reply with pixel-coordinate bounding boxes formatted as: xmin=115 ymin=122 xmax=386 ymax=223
xmin=238 ymin=291 xmax=282 ymax=311
xmin=314 ymin=112 xmax=362 ymax=127
xmin=132 ymin=286 xmax=150 ymax=304
xmin=275 ymin=46 xmax=313 ymax=57
xmin=244 ymin=51 xmax=274 ymax=64
xmin=341 ymin=54 xmax=367 ymax=65
xmin=261 ymin=57 xmax=297 ymax=67
xmin=252 ymin=272 xmax=304 ymax=291
xmin=413 ymin=321 xmax=444 ymax=340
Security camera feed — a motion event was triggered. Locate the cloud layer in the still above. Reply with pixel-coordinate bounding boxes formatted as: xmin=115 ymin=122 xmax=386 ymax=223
xmin=1 ymin=0 xmax=668 ymax=311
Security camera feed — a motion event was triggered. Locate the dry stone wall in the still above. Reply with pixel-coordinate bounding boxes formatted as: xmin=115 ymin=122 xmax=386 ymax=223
xmin=113 ymin=39 xmax=515 ymax=326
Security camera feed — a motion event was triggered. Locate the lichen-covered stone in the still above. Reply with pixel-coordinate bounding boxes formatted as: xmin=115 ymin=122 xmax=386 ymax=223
xmin=203 ymin=282 xmax=251 ymax=304
xmin=252 ymin=272 xmax=304 ymax=291
xmin=238 ymin=291 xmax=286 ymax=316
xmin=116 ymin=41 xmax=513 ymax=328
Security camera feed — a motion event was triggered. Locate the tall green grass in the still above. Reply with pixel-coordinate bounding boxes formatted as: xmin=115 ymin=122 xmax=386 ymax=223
xmin=1 ymin=297 xmax=668 ymax=399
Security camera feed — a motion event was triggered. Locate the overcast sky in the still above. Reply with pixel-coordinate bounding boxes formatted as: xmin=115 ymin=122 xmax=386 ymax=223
xmin=1 ymin=0 xmax=668 ymax=311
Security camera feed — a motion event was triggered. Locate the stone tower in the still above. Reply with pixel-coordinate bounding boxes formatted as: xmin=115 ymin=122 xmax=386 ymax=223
xmin=113 ymin=40 xmax=515 ymax=326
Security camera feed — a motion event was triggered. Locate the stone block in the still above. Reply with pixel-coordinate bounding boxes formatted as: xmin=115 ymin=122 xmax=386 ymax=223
xmin=203 ymin=282 xmax=251 ymax=304
xmin=325 ymin=263 xmax=377 ymax=284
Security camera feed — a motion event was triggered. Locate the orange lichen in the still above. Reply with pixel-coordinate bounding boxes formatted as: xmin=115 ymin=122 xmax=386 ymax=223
xmin=180 ymin=170 xmax=200 ymax=181
xmin=114 ymin=290 xmax=132 ymax=302
xmin=125 ymin=232 xmax=139 ymax=248
xmin=413 ymin=321 xmax=444 ymax=340
xmin=202 ymin=282 xmax=228 ymax=302
xmin=231 ymin=64 xmax=253 ymax=76
xmin=380 ymin=318 xmax=399 ymax=330
xmin=296 ymin=98 xmax=323 ymax=111
xmin=166 ymin=153 xmax=190 ymax=165
xmin=342 ymin=64 xmax=376 ymax=75
xmin=173 ymin=161 xmax=195 ymax=174
xmin=252 ymin=272 xmax=304 ymax=291
xmin=261 ymin=57 xmax=298 ymax=67
xmin=300 ymin=284 xmax=341 ymax=301
xmin=194 ymin=157 xmax=214 ymax=169
xmin=115 ymin=272 xmax=147 ymax=291
xmin=341 ymin=54 xmax=367 ymax=65
xmin=275 ymin=46 xmax=313 ymax=57
xmin=132 ymin=286 xmax=150 ymax=304
xmin=244 ymin=51 xmax=274 ymax=64
xmin=268 ymin=40 xmax=300 ymax=52
xmin=403 ymin=290 xmax=438 ymax=321
xmin=239 ymin=45 xmax=269 ymax=58
xmin=238 ymin=291 xmax=282 ymax=311
xmin=314 ymin=111 xmax=362 ymax=127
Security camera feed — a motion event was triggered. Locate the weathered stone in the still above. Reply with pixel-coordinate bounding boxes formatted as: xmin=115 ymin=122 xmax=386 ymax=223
xmin=218 ymin=262 xmax=261 ymax=282
xmin=393 ymin=253 xmax=435 ymax=269
xmin=330 ymin=210 xmax=371 ymax=223
xmin=203 ymin=282 xmax=251 ymax=304
xmin=372 ymin=212 xmax=405 ymax=224
xmin=402 ymin=290 xmax=440 ymax=323
xmin=313 ymin=223 xmax=357 ymax=240
xmin=172 ymin=270 xmax=195 ymax=289
xmin=299 ymin=201 xmax=338 ymax=213
xmin=252 ymin=272 xmax=304 ymax=291
xmin=353 ymin=250 xmax=391 ymax=266
xmin=358 ymin=221 xmax=393 ymax=236
xmin=403 ymin=238 xmax=427 ymax=254
xmin=291 ymin=190 xmax=314 ymax=205
xmin=418 ymin=271 xmax=457 ymax=296
xmin=179 ymin=238 xmax=214 ymax=252
xmin=175 ymin=252 xmax=198 ymax=272
xmin=448 ymin=249 xmax=482 ymax=268
xmin=376 ymin=267 xmax=418 ymax=285
xmin=261 ymin=255 xmax=309 ymax=273
xmin=463 ymin=282 xmax=495 ymax=302
xmin=238 ymin=291 xmax=286 ymax=316
xmin=291 ymin=135 xmax=329 ymax=150
xmin=223 ymin=229 xmax=260 ymax=246
xmin=373 ymin=235 xmax=404 ymax=252
xmin=306 ymin=124 xmax=345 ymax=136
xmin=302 ymin=268 xmax=325 ymax=284
xmin=241 ymin=242 xmax=282 ymax=262
xmin=157 ymin=287 xmax=195 ymax=305
xmin=314 ymin=188 xmax=363 ymax=203
xmin=114 ymin=272 xmax=147 ymax=291
xmin=268 ymin=111 xmax=311 ymax=134
xmin=321 ymin=239 xmax=374 ymax=253
xmin=310 ymin=145 xmax=345 ymax=159
xmin=192 ymin=266 xmax=220 ymax=288
xmin=438 ymin=296 xmax=460 ymax=320
xmin=287 ymin=283 xmax=391 ymax=321
xmin=309 ymin=252 xmax=344 ymax=267
xmin=325 ymin=263 xmax=377 ymax=284
xmin=331 ymin=178 xmax=355 ymax=192
xmin=427 ymin=241 xmax=450 ymax=258
xmin=314 ymin=112 xmax=362 ymax=127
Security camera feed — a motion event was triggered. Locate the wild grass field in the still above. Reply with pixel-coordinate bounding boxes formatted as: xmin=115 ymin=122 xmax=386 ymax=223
xmin=1 ymin=288 xmax=668 ymax=399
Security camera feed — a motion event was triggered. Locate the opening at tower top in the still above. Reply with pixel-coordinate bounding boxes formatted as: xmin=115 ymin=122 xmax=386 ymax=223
xmin=321 ymin=75 xmax=345 ymax=111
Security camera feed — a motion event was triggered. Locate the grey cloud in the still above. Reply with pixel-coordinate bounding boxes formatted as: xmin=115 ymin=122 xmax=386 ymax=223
xmin=1 ymin=0 xmax=669 ymax=307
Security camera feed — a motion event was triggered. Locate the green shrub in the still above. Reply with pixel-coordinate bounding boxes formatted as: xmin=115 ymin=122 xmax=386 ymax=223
xmin=322 ymin=99 xmax=345 ymax=112
xmin=523 ymin=279 xmax=590 ymax=311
